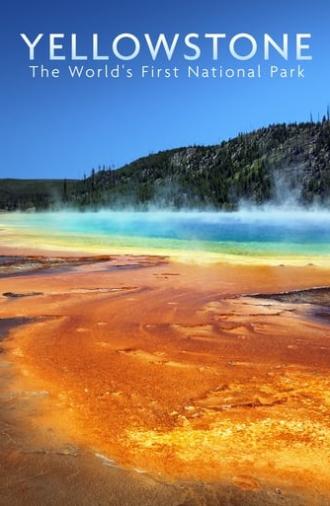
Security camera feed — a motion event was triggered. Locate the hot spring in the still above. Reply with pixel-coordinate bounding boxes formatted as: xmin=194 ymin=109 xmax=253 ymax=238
xmin=1 ymin=209 xmax=330 ymax=265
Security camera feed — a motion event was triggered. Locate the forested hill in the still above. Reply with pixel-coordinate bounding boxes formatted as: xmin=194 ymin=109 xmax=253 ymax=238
xmin=1 ymin=120 xmax=330 ymax=211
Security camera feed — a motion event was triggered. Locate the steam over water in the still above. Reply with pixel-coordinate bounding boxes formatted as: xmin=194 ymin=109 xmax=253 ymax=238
xmin=1 ymin=210 xmax=330 ymax=259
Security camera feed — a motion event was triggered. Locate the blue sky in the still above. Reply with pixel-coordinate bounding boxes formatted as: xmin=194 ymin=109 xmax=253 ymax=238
xmin=1 ymin=0 xmax=330 ymax=179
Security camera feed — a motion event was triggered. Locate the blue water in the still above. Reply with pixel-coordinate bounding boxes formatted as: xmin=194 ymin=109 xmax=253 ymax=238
xmin=1 ymin=210 xmax=330 ymax=256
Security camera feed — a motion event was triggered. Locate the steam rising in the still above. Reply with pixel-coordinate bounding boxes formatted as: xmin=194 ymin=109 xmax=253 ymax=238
xmin=1 ymin=207 xmax=330 ymax=260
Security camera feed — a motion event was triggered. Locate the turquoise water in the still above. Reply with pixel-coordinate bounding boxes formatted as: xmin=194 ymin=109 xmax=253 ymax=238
xmin=1 ymin=210 xmax=330 ymax=258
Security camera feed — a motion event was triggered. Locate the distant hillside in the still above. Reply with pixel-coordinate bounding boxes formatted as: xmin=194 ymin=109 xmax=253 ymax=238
xmin=1 ymin=121 xmax=330 ymax=211
xmin=0 ymin=179 xmax=77 ymax=211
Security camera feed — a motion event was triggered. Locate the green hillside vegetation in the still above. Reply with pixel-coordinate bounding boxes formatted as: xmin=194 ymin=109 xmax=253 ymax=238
xmin=0 ymin=179 xmax=77 ymax=211
xmin=1 ymin=119 xmax=330 ymax=211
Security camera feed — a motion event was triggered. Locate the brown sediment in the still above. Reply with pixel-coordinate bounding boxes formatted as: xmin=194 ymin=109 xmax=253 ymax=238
xmin=0 ymin=253 xmax=168 ymax=278
xmin=1 ymin=249 xmax=330 ymax=505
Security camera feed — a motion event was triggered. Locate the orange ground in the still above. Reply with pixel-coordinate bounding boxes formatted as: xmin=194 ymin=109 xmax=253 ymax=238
xmin=1 ymin=251 xmax=330 ymax=502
